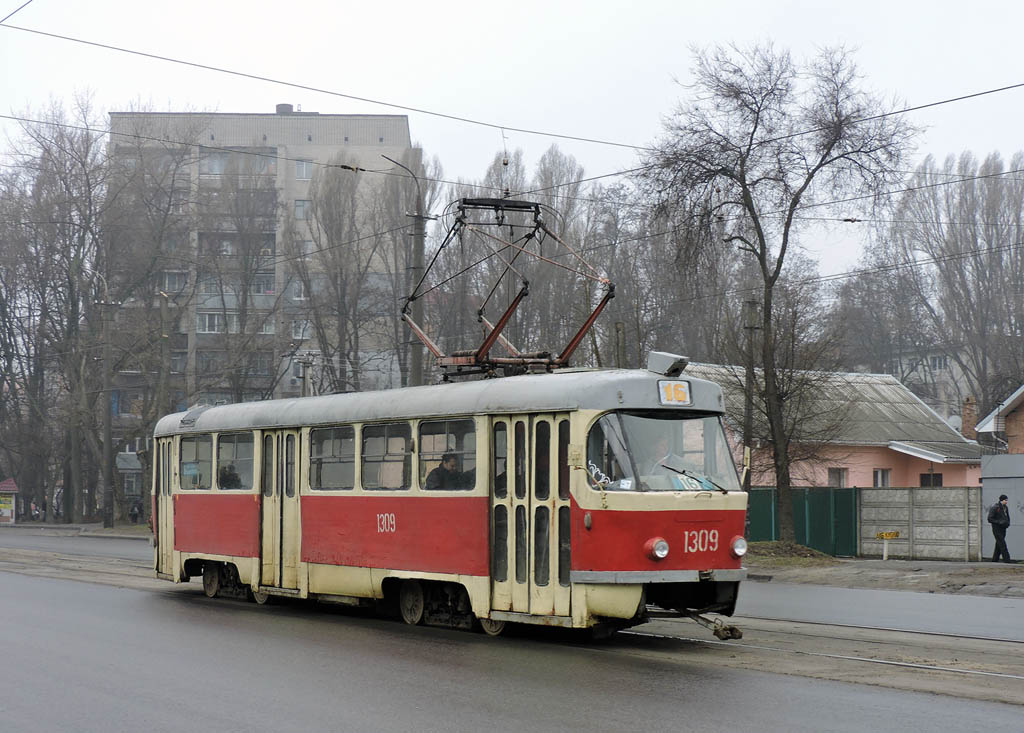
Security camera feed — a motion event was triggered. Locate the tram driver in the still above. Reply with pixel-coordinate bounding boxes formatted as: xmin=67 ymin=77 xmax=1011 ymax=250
xmin=425 ymin=452 xmax=474 ymax=490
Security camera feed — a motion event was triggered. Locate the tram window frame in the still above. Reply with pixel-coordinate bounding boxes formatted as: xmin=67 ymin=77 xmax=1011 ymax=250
xmin=310 ymin=426 xmax=356 ymax=490
xmin=493 ymin=423 xmax=508 ymax=498
xmin=419 ymin=418 xmax=476 ymax=491
xmin=534 ymin=421 xmax=550 ymax=500
xmin=180 ymin=435 xmax=213 ymax=490
xmin=361 ymin=422 xmax=412 ymax=490
xmin=216 ymin=432 xmax=254 ymax=491
xmin=514 ymin=420 xmax=526 ymax=500
xmin=558 ymin=419 xmax=570 ymax=500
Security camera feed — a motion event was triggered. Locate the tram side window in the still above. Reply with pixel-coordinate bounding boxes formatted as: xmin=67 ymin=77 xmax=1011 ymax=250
xmin=419 ymin=419 xmax=476 ymax=490
xmin=180 ymin=435 xmax=213 ymax=490
xmin=362 ymin=423 xmax=412 ymax=490
xmin=492 ymin=423 xmax=508 ymax=498
xmin=216 ymin=433 xmax=253 ymax=490
xmin=310 ymin=426 xmax=355 ymax=490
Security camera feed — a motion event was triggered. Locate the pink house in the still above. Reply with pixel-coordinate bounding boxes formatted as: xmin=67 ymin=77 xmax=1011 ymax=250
xmin=685 ymin=365 xmax=984 ymax=488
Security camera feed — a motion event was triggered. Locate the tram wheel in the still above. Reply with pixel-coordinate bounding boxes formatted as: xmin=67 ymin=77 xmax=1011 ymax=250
xmin=250 ymin=589 xmax=270 ymax=605
xmin=478 ymin=618 xmax=506 ymax=637
xmin=399 ymin=580 xmax=425 ymax=625
xmin=202 ymin=563 xmax=221 ymax=598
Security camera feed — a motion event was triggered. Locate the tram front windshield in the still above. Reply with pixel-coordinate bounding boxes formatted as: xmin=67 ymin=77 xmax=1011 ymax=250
xmin=586 ymin=411 xmax=740 ymax=492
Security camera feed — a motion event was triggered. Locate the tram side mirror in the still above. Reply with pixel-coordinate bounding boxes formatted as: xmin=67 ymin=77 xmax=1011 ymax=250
xmin=646 ymin=351 xmax=689 ymax=377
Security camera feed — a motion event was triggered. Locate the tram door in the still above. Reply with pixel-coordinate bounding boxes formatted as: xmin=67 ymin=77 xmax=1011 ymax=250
xmin=155 ymin=438 xmax=174 ymax=576
xmin=260 ymin=431 xmax=301 ymax=590
xmin=490 ymin=415 xmax=571 ymax=618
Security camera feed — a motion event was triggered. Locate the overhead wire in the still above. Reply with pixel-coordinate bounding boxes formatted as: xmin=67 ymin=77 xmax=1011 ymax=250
xmin=0 ymin=22 xmax=652 ymax=153
xmin=0 ymin=0 xmax=32 ymax=24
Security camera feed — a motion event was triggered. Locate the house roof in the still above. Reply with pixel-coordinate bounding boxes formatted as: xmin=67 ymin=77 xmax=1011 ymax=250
xmin=0 ymin=478 xmax=19 ymax=493
xmin=976 ymin=383 xmax=1024 ymax=433
xmin=684 ymin=363 xmax=984 ymax=464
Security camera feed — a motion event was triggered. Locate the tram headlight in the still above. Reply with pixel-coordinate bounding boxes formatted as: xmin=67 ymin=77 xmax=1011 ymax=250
xmin=644 ymin=537 xmax=670 ymax=561
xmin=730 ymin=535 xmax=748 ymax=558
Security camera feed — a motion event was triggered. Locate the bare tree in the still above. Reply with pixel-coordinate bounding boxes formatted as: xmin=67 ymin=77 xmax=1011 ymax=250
xmin=885 ymin=152 xmax=1024 ymax=415
xmin=642 ymin=43 xmax=916 ymax=542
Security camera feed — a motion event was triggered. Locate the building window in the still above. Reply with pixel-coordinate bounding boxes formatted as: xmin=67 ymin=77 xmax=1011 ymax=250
xmin=310 ymin=426 xmax=355 ymax=490
xmin=291 ymin=280 xmax=309 ymax=300
xmin=200 ymin=152 xmax=228 ymax=175
xmin=296 ymin=160 xmax=313 ymax=180
xmin=119 ymin=437 xmax=143 ymax=454
xmin=162 ymin=271 xmax=188 ymax=293
xmin=251 ymin=273 xmax=275 ymax=295
xmin=197 ymin=351 xmax=222 ymax=374
xmin=361 ymin=423 xmax=412 ymax=490
xmin=170 ymin=351 xmax=187 ymax=374
xmin=246 ymin=352 xmax=274 ymax=376
xmin=258 ymin=317 xmax=275 ymax=335
xmin=930 ymin=355 xmax=948 ymax=371
xmin=827 ymin=468 xmax=847 ymax=488
xmin=920 ymin=473 xmax=943 ymax=487
xmin=197 ymin=312 xmax=226 ymax=333
xmin=292 ymin=319 xmax=311 ymax=340
xmin=873 ymin=468 xmax=891 ymax=488
xmin=123 ymin=472 xmax=142 ymax=497
xmin=295 ymin=199 xmax=311 ymax=220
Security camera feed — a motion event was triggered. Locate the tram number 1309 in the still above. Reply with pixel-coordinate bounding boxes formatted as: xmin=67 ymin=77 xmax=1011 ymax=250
xmin=681 ymin=529 xmax=719 ymax=553
xmin=376 ymin=513 xmax=396 ymax=533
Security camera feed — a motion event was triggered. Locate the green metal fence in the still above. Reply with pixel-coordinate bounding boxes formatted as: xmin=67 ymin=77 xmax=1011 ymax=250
xmin=747 ymin=487 xmax=858 ymax=557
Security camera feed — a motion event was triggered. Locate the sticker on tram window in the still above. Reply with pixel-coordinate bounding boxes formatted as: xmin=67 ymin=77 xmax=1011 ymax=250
xmin=657 ymin=380 xmax=691 ymax=406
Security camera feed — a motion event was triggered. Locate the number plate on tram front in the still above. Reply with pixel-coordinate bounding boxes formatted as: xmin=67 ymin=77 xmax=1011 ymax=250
xmin=658 ymin=380 xmax=691 ymax=406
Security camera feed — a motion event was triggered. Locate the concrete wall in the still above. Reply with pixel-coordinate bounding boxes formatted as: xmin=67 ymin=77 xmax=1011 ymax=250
xmin=858 ymin=487 xmax=983 ymax=560
xmin=981 ymin=455 xmax=1024 ymax=560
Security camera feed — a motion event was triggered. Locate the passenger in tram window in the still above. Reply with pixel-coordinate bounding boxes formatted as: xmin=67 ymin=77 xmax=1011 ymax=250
xmin=425 ymin=453 xmax=473 ymax=489
xmin=219 ymin=463 xmax=243 ymax=490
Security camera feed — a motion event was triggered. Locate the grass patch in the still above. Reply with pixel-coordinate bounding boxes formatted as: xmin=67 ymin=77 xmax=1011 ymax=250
xmin=746 ymin=541 xmax=840 ymax=568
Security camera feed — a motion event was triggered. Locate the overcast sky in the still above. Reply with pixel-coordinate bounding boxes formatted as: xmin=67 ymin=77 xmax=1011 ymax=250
xmin=3 ymin=0 xmax=1022 ymax=274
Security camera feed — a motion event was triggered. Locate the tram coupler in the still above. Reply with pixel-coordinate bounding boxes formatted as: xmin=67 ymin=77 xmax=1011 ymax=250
xmin=685 ymin=611 xmax=743 ymax=640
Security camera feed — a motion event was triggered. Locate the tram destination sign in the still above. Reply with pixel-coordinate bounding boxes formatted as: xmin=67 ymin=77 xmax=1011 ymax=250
xmin=657 ymin=380 xmax=692 ymax=406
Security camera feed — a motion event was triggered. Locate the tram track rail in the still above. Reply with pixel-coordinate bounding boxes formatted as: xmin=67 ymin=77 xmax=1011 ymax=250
xmin=735 ymin=614 xmax=1024 ymax=645
xmin=621 ymin=628 xmax=1024 ymax=681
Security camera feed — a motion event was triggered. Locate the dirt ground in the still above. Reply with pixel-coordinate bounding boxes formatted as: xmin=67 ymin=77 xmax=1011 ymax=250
xmin=744 ymin=541 xmax=1024 ymax=598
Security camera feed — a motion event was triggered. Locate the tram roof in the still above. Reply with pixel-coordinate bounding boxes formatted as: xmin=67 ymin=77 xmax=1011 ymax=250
xmin=154 ymin=367 xmax=725 ymax=436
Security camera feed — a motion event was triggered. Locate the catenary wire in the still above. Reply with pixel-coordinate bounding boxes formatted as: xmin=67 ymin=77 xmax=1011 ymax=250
xmin=0 ymin=22 xmax=653 ymax=153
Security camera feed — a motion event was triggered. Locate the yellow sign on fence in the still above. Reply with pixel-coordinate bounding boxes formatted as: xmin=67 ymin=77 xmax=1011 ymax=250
xmin=875 ymin=531 xmax=900 ymax=540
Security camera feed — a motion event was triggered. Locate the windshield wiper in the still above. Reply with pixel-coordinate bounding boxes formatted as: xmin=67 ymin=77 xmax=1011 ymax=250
xmin=659 ymin=462 xmax=729 ymax=493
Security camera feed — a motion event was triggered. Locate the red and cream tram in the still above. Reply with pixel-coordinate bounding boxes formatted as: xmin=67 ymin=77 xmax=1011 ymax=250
xmin=151 ymin=352 xmax=748 ymax=637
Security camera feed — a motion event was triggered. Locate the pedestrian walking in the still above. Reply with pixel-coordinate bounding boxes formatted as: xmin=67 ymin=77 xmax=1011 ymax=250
xmin=988 ymin=494 xmax=1012 ymax=563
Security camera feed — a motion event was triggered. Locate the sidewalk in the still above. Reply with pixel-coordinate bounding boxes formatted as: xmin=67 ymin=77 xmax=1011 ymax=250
xmin=745 ymin=556 xmax=1024 ymax=598
xmin=1 ymin=520 xmax=151 ymax=541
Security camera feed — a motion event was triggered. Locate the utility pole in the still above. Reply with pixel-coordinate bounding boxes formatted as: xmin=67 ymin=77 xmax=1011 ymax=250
xmin=383 ymin=155 xmax=427 ymax=386
xmin=614 ymin=322 xmax=626 ymax=368
xmin=101 ymin=298 xmax=115 ymax=529
xmin=297 ymin=353 xmax=315 ymax=397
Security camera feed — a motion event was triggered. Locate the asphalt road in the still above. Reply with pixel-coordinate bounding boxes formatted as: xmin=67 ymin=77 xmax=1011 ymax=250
xmin=4 ymin=530 xmax=1023 ymax=641
xmin=2 ymin=572 xmax=1020 ymax=733
xmin=738 ymin=581 xmax=1024 ymax=641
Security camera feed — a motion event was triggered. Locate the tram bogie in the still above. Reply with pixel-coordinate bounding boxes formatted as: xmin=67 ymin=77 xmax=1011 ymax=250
xmin=150 ymin=353 xmax=748 ymax=639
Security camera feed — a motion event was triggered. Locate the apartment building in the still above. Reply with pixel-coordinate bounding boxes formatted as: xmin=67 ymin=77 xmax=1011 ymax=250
xmin=106 ymin=105 xmax=414 ymax=500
